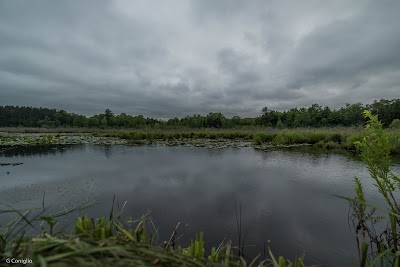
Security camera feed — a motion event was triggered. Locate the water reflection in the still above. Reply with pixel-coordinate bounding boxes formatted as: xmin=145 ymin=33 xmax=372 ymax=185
xmin=103 ymin=145 xmax=112 ymax=158
xmin=1 ymin=145 xmax=399 ymax=266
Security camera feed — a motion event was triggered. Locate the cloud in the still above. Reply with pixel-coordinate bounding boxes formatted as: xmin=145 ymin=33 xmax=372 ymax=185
xmin=0 ymin=0 xmax=399 ymax=117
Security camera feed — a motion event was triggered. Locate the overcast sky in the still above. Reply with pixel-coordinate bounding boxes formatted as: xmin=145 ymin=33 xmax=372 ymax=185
xmin=0 ymin=0 xmax=399 ymax=117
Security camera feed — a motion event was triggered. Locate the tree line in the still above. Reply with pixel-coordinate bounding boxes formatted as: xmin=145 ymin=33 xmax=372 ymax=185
xmin=0 ymin=99 xmax=399 ymax=129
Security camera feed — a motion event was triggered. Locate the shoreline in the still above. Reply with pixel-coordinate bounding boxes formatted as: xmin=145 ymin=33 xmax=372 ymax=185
xmin=0 ymin=129 xmax=399 ymax=153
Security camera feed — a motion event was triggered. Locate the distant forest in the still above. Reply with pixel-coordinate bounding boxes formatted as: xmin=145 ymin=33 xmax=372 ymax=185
xmin=0 ymin=99 xmax=400 ymax=129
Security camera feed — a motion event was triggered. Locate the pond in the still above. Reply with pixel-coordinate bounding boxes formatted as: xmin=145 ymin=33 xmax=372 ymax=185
xmin=1 ymin=144 xmax=399 ymax=266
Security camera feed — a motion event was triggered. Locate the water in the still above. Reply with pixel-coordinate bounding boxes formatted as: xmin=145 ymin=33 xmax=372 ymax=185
xmin=1 ymin=144 xmax=399 ymax=266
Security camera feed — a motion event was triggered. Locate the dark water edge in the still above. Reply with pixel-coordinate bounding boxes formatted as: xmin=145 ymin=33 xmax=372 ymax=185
xmin=1 ymin=144 xmax=400 ymax=266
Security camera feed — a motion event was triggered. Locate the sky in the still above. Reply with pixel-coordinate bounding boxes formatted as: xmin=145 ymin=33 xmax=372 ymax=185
xmin=0 ymin=0 xmax=399 ymax=118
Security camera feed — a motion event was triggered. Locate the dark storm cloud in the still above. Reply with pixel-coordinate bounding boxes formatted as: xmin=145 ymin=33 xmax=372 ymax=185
xmin=0 ymin=0 xmax=399 ymax=117
xmin=286 ymin=2 xmax=400 ymax=87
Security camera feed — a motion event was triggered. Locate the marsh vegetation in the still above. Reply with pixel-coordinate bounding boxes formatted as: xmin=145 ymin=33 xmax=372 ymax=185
xmin=1 ymin=127 xmax=400 ymax=155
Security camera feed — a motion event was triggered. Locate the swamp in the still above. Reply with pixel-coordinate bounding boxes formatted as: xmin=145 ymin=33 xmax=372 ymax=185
xmin=1 ymin=124 xmax=400 ymax=266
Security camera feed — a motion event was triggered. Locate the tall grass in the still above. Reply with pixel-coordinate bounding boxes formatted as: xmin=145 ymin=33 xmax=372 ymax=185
xmin=0 ymin=201 xmax=307 ymax=267
xmin=252 ymin=128 xmax=400 ymax=153
xmin=2 ymin=127 xmax=400 ymax=153
xmin=112 ymin=131 xmax=254 ymax=141
xmin=338 ymin=111 xmax=400 ymax=266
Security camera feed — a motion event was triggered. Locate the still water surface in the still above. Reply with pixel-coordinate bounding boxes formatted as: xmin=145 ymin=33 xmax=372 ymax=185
xmin=1 ymin=145 xmax=399 ymax=266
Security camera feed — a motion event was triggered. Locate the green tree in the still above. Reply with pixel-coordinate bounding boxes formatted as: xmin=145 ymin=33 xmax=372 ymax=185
xmin=258 ymin=107 xmax=279 ymax=126
xmin=307 ymin=104 xmax=323 ymax=126
xmin=104 ymin=109 xmax=114 ymax=126
xmin=276 ymin=118 xmax=284 ymax=129
xmin=205 ymin=113 xmax=225 ymax=128
xmin=230 ymin=116 xmax=241 ymax=127
xmin=87 ymin=117 xmax=100 ymax=128
xmin=73 ymin=115 xmax=88 ymax=127
xmin=293 ymin=109 xmax=311 ymax=127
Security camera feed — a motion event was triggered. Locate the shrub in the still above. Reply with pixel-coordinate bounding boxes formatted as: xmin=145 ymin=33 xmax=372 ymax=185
xmin=326 ymin=133 xmax=343 ymax=143
xmin=324 ymin=141 xmax=339 ymax=149
xmin=283 ymin=131 xmax=307 ymax=144
xmin=309 ymin=132 xmax=327 ymax=144
xmin=253 ymin=135 xmax=262 ymax=145
xmin=344 ymin=110 xmax=400 ymax=265
xmin=273 ymin=134 xmax=286 ymax=145
xmin=343 ymin=132 xmax=365 ymax=150
xmin=389 ymin=118 xmax=400 ymax=129
xmin=253 ymin=133 xmax=276 ymax=144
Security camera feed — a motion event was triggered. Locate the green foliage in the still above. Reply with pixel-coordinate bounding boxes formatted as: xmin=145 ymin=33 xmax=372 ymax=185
xmin=308 ymin=132 xmax=327 ymax=144
xmin=179 ymin=232 xmax=205 ymax=259
xmin=281 ymin=131 xmax=307 ymax=144
xmin=315 ymin=140 xmax=340 ymax=149
xmin=75 ymin=216 xmax=112 ymax=239
xmin=389 ymin=119 xmax=400 ymax=129
xmin=367 ymin=99 xmax=400 ymax=127
xmin=104 ymin=109 xmax=114 ymax=126
xmin=268 ymin=249 xmax=305 ymax=267
xmin=276 ymin=118 xmax=284 ymax=129
xmin=346 ymin=110 xmax=400 ymax=266
xmin=1 ymin=99 xmax=399 ymax=129
xmin=73 ymin=115 xmax=88 ymax=127
xmin=326 ymin=132 xmax=343 ymax=143
xmin=253 ymin=135 xmax=262 ymax=145
xmin=354 ymin=111 xmax=398 ymax=207
xmin=1 ymin=208 xmax=308 ymax=267
xmin=353 ymin=177 xmax=366 ymax=220
xmin=253 ymin=133 xmax=276 ymax=145
xmin=206 ymin=112 xmax=226 ymax=128
xmin=258 ymin=107 xmax=279 ymax=126
xmin=1 ymin=192 xmax=307 ymax=266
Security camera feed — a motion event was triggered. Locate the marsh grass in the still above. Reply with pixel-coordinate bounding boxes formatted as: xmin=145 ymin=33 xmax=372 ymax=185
xmin=112 ymin=130 xmax=254 ymax=141
xmin=0 ymin=198 xmax=307 ymax=267
xmin=1 ymin=127 xmax=400 ymax=153
xmin=253 ymin=128 xmax=400 ymax=153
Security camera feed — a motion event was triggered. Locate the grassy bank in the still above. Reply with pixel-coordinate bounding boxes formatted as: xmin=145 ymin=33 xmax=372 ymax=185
xmin=1 ymin=127 xmax=400 ymax=153
xmin=0 ymin=127 xmax=264 ymax=134
xmin=108 ymin=128 xmax=400 ymax=154
xmin=253 ymin=128 xmax=400 ymax=153
xmin=0 ymin=208 xmax=305 ymax=267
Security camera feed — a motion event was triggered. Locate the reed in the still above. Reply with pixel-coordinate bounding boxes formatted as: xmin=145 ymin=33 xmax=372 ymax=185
xmin=338 ymin=111 xmax=400 ymax=266
xmin=111 ymin=128 xmax=399 ymax=153
xmin=0 ymin=203 xmax=307 ymax=267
